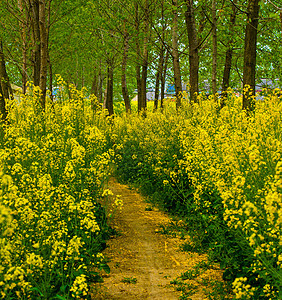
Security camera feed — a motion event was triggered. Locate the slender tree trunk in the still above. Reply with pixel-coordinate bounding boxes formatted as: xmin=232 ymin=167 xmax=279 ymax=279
xmin=106 ymin=58 xmax=114 ymax=116
xmin=18 ymin=0 xmax=28 ymax=94
xmin=140 ymin=0 xmax=149 ymax=112
xmin=91 ymin=68 xmax=98 ymax=95
xmin=212 ymin=0 xmax=217 ymax=95
xmin=280 ymin=12 xmax=282 ymax=40
xmin=48 ymin=51 xmax=53 ymax=101
xmin=90 ymin=72 xmax=98 ymax=110
xmin=242 ymin=0 xmax=261 ymax=112
xmin=0 ymin=42 xmax=11 ymax=121
xmin=172 ymin=0 xmax=182 ymax=109
xmin=161 ymin=49 xmax=169 ymax=109
xmin=95 ymin=61 xmax=104 ymax=103
xmin=221 ymin=1 xmax=237 ymax=107
xmin=185 ymin=0 xmax=199 ymax=103
xmin=154 ymin=48 xmax=164 ymax=110
xmin=0 ymin=41 xmax=13 ymax=101
xmin=141 ymin=62 xmax=148 ymax=111
xmin=0 ymin=85 xmax=8 ymax=122
xmin=134 ymin=3 xmax=142 ymax=112
xmin=31 ymin=0 xmax=41 ymax=86
xmin=99 ymin=72 xmax=105 ymax=104
xmin=121 ymin=30 xmax=131 ymax=113
xmin=39 ymin=0 xmax=47 ymax=110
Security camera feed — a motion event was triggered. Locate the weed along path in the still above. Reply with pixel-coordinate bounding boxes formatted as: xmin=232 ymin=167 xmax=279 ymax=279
xmin=93 ymin=178 xmax=224 ymax=300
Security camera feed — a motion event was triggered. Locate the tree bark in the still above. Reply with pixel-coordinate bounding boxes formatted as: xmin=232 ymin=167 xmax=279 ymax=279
xmin=211 ymin=0 xmax=217 ymax=95
xmin=39 ymin=0 xmax=48 ymax=110
xmin=242 ymin=0 xmax=261 ymax=112
xmin=91 ymin=68 xmax=98 ymax=95
xmin=154 ymin=48 xmax=164 ymax=110
xmin=185 ymin=0 xmax=199 ymax=103
xmin=280 ymin=12 xmax=282 ymax=41
xmin=121 ymin=30 xmax=131 ymax=113
xmin=172 ymin=0 xmax=182 ymax=109
xmin=106 ymin=58 xmax=114 ymax=116
xmin=134 ymin=3 xmax=142 ymax=112
xmin=140 ymin=0 xmax=149 ymax=112
xmin=30 ymin=0 xmax=41 ymax=86
xmin=48 ymin=51 xmax=53 ymax=102
xmin=0 ymin=41 xmax=13 ymax=100
xmin=0 ymin=42 xmax=11 ymax=121
xmin=0 ymin=84 xmax=8 ymax=122
xmin=18 ymin=0 xmax=28 ymax=94
xmin=161 ymin=49 xmax=169 ymax=109
xmin=221 ymin=0 xmax=237 ymax=107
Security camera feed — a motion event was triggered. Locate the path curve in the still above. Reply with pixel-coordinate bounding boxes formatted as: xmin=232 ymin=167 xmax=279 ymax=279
xmin=93 ymin=178 xmax=223 ymax=300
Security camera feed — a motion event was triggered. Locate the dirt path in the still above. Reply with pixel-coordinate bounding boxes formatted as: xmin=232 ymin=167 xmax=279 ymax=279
xmin=93 ymin=178 xmax=223 ymax=300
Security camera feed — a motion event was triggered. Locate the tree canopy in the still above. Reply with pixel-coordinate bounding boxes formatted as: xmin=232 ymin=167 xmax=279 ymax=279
xmin=0 ymin=0 xmax=281 ymax=112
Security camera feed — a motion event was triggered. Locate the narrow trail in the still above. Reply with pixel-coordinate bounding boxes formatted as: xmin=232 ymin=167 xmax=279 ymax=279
xmin=94 ymin=178 xmax=223 ymax=300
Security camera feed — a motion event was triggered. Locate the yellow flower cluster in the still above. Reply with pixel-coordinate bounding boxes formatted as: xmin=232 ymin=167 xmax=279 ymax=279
xmin=232 ymin=277 xmax=256 ymax=299
xmin=70 ymin=274 xmax=89 ymax=299
xmin=109 ymin=89 xmax=282 ymax=298
xmin=0 ymin=82 xmax=112 ymax=299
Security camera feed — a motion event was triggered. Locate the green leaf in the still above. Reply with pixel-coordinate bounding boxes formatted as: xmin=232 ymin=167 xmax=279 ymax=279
xmin=54 ymin=295 xmax=68 ymax=300
xmin=101 ymin=263 xmax=110 ymax=274
xmin=30 ymin=287 xmax=44 ymax=296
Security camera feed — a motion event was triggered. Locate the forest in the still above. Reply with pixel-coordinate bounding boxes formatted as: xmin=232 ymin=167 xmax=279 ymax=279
xmin=0 ymin=0 xmax=282 ymax=300
xmin=0 ymin=0 xmax=281 ymax=113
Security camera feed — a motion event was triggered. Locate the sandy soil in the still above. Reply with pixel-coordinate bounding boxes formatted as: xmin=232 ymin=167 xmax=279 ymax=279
xmin=93 ymin=178 xmax=223 ymax=300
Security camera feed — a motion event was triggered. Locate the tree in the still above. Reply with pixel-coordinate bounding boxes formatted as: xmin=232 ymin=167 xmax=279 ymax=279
xmin=185 ymin=0 xmax=199 ymax=103
xmin=221 ymin=0 xmax=238 ymax=107
xmin=0 ymin=41 xmax=12 ymax=121
xmin=172 ymin=0 xmax=182 ymax=109
xmin=211 ymin=0 xmax=217 ymax=95
xmin=121 ymin=24 xmax=131 ymax=113
xmin=242 ymin=0 xmax=261 ymax=112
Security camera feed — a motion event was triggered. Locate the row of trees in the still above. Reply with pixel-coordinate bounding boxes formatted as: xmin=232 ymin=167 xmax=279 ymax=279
xmin=0 ymin=0 xmax=281 ymax=116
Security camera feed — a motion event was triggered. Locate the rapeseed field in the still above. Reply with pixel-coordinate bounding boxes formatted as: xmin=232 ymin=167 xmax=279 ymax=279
xmin=0 ymin=80 xmax=113 ymax=299
xmin=111 ymin=88 xmax=282 ymax=299
xmin=0 ymin=80 xmax=281 ymax=299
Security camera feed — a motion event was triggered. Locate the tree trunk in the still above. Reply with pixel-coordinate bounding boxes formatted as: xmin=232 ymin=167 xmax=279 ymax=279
xmin=31 ymin=0 xmax=41 ymax=86
xmin=280 ymin=12 xmax=282 ymax=41
xmin=94 ymin=61 xmax=104 ymax=103
xmin=136 ymin=65 xmax=142 ymax=111
xmin=0 ymin=41 xmax=13 ymax=101
xmin=140 ymin=0 xmax=149 ymax=112
xmin=172 ymin=0 xmax=182 ymax=109
xmin=48 ymin=51 xmax=53 ymax=101
xmin=39 ymin=0 xmax=48 ymax=110
xmin=106 ymin=58 xmax=114 ymax=116
xmin=121 ymin=30 xmax=131 ymax=113
xmin=0 ymin=85 xmax=8 ymax=122
xmin=98 ymin=72 xmax=105 ymax=104
xmin=0 ymin=42 xmax=11 ymax=121
xmin=161 ymin=49 xmax=169 ymax=109
xmin=242 ymin=0 xmax=261 ymax=112
xmin=185 ymin=0 xmax=199 ymax=103
xmin=18 ymin=0 xmax=28 ymax=94
xmin=135 ymin=3 xmax=142 ymax=112
xmin=221 ymin=0 xmax=237 ymax=107
xmin=140 ymin=63 xmax=148 ymax=111
xmin=91 ymin=68 xmax=98 ymax=95
xmin=212 ymin=0 xmax=217 ymax=95
xmin=154 ymin=48 xmax=164 ymax=110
